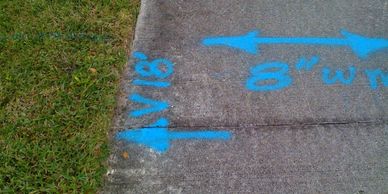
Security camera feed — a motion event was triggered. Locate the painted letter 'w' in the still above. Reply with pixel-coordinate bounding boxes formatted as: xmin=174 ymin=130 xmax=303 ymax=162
xmin=322 ymin=66 xmax=357 ymax=85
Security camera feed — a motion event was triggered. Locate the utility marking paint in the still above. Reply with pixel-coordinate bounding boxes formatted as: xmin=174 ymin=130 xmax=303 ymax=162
xmin=116 ymin=118 xmax=231 ymax=152
xmin=322 ymin=66 xmax=357 ymax=85
xmin=364 ymin=69 xmax=388 ymax=90
xmin=133 ymin=79 xmax=171 ymax=88
xmin=202 ymin=29 xmax=387 ymax=92
xmin=129 ymin=93 xmax=169 ymax=117
xmin=117 ymin=52 xmax=232 ymax=153
xmin=295 ymin=56 xmax=319 ymax=71
xmin=245 ymin=60 xmax=386 ymax=91
xmin=202 ymin=29 xmax=388 ymax=59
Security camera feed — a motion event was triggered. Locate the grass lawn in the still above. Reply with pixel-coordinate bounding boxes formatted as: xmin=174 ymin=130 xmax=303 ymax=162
xmin=0 ymin=0 xmax=139 ymax=192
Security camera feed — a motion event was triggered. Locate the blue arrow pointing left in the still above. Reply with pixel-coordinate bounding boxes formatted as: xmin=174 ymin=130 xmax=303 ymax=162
xmin=116 ymin=118 xmax=232 ymax=153
xmin=202 ymin=29 xmax=388 ymax=59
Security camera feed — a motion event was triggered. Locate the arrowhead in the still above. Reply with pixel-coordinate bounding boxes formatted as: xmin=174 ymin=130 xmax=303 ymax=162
xmin=202 ymin=31 xmax=259 ymax=54
xmin=116 ymin=127 xmax=170 ymax=153
xmin=341 ymin=29 xmax=388 ymax=59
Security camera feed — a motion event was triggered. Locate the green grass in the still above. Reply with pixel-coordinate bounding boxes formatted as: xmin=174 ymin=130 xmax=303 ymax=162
xmin=0 ymin=0 xmax=139 ymax=192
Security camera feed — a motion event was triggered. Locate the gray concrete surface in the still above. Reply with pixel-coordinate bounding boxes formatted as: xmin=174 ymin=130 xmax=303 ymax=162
xmin=103 ymin=0 xmax=388 ymax=193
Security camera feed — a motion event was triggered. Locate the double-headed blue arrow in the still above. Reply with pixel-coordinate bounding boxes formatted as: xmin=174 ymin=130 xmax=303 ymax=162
xmin=116 ymin=118 xmax=231 ymax=153
xmin=202 ymin=29 xmax=388 ymax=59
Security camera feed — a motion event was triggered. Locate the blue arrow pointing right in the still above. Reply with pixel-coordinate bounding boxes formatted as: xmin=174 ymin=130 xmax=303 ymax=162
xmin=202 ymin=29 xmax=388 ymax=59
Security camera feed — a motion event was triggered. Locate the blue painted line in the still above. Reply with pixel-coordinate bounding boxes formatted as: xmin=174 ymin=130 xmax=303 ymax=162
xmin=202 ymin=29 xmax=388 ymax=59
xmin=116 ymin=118 xmax=232 ymax=153
xmin=169 ymin=130 xmax=231 ymax=140
xmin=133 ymin=79 xmax=171 ymax=88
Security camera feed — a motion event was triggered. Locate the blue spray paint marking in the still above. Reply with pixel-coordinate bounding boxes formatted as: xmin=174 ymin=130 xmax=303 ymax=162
xmin=148 ymin=117 xmax=169 ymax=127
xmin=120 ymin=51 xmax=232 ymax=153
xmin=246 ymin=60 xmax=385 ymax=91
xmin=116 ymin=118 xmax=232 ymax=153
xmin=129 ymin=93 xmax=169 ymax=117
xmin=365 ymin=69 xmax=388 ymax=90
xmin=135 ymin=58 xmax=174 ymax=79
xmin=133 ymin=51 xmax=148 ymax=60
xmin=295 ymin=56 xmax=319 ymax=71
xmin=202 ymin=30 xmax=388 ymax=59
xmin=322 ymin=66 xmax=357 ymax=85
xmin=133 ymin=79 xmax=171 ymax=88
xmin=246 ymin=62 xmax=293 ymax=91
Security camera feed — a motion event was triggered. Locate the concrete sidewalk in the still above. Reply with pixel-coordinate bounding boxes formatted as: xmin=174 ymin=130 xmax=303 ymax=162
xmin=103 ymin=0 xmax=387 ymax=193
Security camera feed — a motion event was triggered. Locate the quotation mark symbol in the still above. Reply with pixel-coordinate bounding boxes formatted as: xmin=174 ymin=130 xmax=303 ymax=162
xmin=295 ymin=56 xmax=320 ymax=72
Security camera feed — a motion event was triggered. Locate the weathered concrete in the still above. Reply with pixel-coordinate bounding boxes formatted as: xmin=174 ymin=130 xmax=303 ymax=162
xmin=103 ymin=0 xmax=388 ymax=193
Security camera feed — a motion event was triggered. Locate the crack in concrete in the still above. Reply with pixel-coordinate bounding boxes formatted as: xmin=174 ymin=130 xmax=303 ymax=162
xmin=119 ymin=119 xmax=387 ymax=131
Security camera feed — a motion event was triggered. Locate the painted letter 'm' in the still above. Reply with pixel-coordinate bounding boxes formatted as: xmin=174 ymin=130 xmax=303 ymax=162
xmin=365 ymin=69 xmax=388 ymax=90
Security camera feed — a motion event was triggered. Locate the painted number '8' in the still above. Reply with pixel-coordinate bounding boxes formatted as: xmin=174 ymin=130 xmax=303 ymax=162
xmin=245 ymin=62 xmax=293 ymax=92
xmin=135 ymin=58 xmax=174 ymax=79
